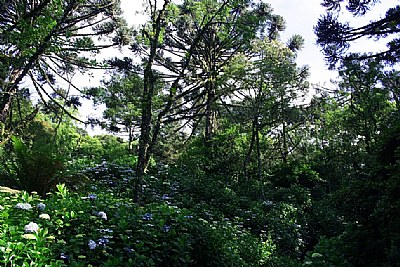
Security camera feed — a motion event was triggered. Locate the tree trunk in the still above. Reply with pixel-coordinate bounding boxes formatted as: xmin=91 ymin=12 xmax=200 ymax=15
xmin=256 ymin=123 xmax=261 ymax=180
xmin=204 ymin=80 xmax=216 ymax=145
xmin=282 ymin=120 xmax=288 ymax=163
xmin=134 ymin=0 xmax=171 ymax=203
xmin=0 ymin=69 xmax=23 ymax=124
xmin=135 ymin=61 xmax=156 ymax=203
xmin=244 ymin=117 xmax=257 ymax=180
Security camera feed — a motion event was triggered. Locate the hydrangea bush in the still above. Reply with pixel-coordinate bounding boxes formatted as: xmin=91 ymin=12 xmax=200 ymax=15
xmin=0 ymin=165 xmax=270 ymax=266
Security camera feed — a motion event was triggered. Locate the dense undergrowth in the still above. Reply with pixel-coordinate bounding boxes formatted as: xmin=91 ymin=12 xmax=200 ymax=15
xmin=0 ymin=163 xmax=272 ymax=267
xmin=0 ymin=160 xmax=339 ymax=266
xmin=1 ymin=115 xmax=400 ymax=266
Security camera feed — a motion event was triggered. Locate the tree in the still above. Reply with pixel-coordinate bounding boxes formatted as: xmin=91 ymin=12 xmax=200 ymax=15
xmin=160 ymin=0 xmax=285 ymax=145
xmin=0 ymin=0 xmax=129 ymax=137
xmin=315 ymin=0 xmax=400 ymax=67
xmin=131 ymin=0 xmax=239 ymax=201
xmin=233 ymin=38 xmax=308 ymax=179
xmin=87 ymin=72 xmax=145 ymax=153
xmin=337 ymin=59 xmax=393 ymax=153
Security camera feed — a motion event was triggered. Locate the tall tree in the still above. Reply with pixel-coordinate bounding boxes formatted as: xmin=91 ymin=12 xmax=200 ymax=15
xmin=234 ymin=38 xmax=308 ymax=179
xmin=315 ymin=0 xmax=400 ymax=67
xmin=0 ymin=0 xmax=128 ymax=136
xmin=131 ymin=0 xmax=241 ymax=201
xmin=160 ymin=0 xmax=284 ymax=145
xmin=337 ymin=59 xmax=393 ymax=153
xmin=87 ymin=72 xmax=144 ymax=153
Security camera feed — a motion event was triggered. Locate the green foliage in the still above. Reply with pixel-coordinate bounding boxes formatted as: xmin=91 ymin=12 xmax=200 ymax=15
xmin=0 ymin=119 xmax=66 ymax=195
xmin=71 ymin=134 xmax=135 ymax=169
xmin=1 ymin=0 xmax=399 ymax=266
xmin=0 ymin=164 xmax=270 ymax=267
xmin=303 ymin=236 xmax=352 ymax=267
xmin=0 ymin=0 xmax=129 ymax=134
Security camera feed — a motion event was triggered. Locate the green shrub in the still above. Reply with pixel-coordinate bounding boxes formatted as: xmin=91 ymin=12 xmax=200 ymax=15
xmin=0 ymin=176 xmax=269 ymax=267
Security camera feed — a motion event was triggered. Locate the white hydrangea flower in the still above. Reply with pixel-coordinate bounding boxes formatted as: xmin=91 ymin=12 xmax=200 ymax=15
xmin=39 ymin=214 xmax=50 ymax=220
xmin=97 ymin=211 xmax=107 ymax=220
xmin=0 ymin=205 xmax=4 ymax=210
xmin=15 ymin=203 xmax=32 ymax=210
xmin=24 ymin=222 xmax=39 ymax=233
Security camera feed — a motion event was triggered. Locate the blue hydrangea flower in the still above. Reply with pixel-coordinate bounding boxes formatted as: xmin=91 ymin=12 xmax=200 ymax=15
xmin=24 ymin=222 xmax=39 ymax=233
xmin=184 ymin=215 xmax=194 ymax=219
xmin=98 ymin=228 xmax=113 ymax=234
xmin=162 ymin=194 xmax=171 ymax=200
xmin=88 ymin=194 xmax=97 ymax=200
xmin=142 ymin=213 xmax=153 ymax=221
xmin=124 ymin=247 xmax=134 ymax=254
xmin=37 ymin=203 xmax=46 ymax=211
xmin=98 ymin=237 xmax=110 ymax=247
xmin=88 ymin=239 xmax=97 ymax=250
xmin=162 ymin=225 xmax=171 ymax=233
xmin=15 ymin=203 xmax=32 ymax=210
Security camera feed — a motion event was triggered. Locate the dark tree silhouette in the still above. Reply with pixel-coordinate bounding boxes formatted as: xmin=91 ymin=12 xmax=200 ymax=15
xmin=315 ymin=0 xmax=400 ymax=68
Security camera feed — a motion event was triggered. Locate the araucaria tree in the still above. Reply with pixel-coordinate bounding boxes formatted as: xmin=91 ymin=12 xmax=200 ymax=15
xmin=131 ymin=0 xmax=292 ymax=201
xmin=0 ymin=0 xmax=128 ymax=139
xmin=161 ymin=0 xmax=284 ymax=145
xmin=132 ymin=0 xmax=239 ymax=201
xmin=315 ymin=0 xmax=400 ymax=67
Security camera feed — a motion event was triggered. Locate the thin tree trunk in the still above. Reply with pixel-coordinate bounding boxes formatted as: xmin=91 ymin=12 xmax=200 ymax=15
xmin=204 ymin=80 xmax=216 ymax=145
xmin=282 ymin=120 xmax=288 ymax=163
xmin=135 ymin=61 xmax=156 ymax=203
xmin=128 ymin=126 xmax=133 ymax=154
xmin=244 ymin=117 xmax=257 ymax=180
xmin=256 ymin=124 xmax=261 ymax=180
xmin=134 ymin=0 xmax=171 ymax=203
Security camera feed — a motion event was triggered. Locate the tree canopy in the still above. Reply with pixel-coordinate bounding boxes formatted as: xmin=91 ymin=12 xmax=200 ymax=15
xmin=0 ymin=0 xmax=129 ymax=135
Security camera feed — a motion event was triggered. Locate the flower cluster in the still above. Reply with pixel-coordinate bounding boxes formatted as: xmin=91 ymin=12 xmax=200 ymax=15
xmin=15 ymin=203 xmax=32 ymax=210
xmin=98 ymin=237 xmax=110 ymax=247
xmin=162 ymin=225 xmax=171 ymax=233
xmin=88 ymin=239 xmax=97 ymax=250
xmin=142 ymin=213 xmax=153 ymax=221
xmin=59 ymin=252 xmax=70 ymax=263
xmin=88 ymin=237 xmax=110 ymax=250
xmin=37 ymin=203 xmax=46 ymax=211
xmin=24 ymin=222 xmax=39 ymax=233
xmin=162 ymin=194 xmax=171 ymax=200
xmin=88 ymin=194 xmax=97 ymax=200
xmin=97 ymin=211 xmax=107 ymax=220
xmin=262 ymin=200 xmax=273 ymax=206
xmin=39 ymin=213 xmax=50 ymax=220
